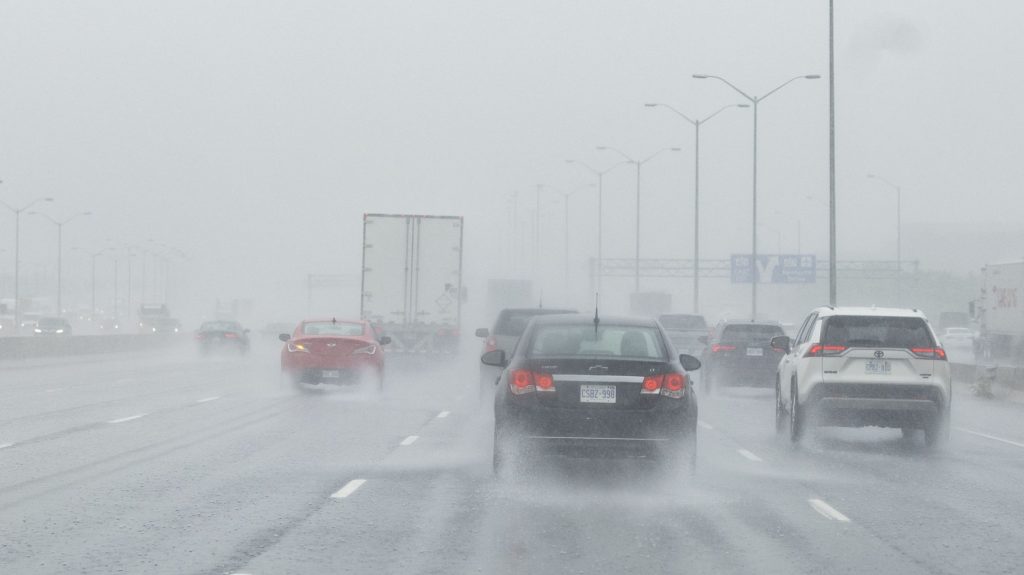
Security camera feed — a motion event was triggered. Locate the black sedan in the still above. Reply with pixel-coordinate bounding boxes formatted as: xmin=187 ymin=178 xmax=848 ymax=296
xmin=484 ymin=314 xmax=701 ymax=474
xmin=195 ymin=320 xmax=250 ymax=355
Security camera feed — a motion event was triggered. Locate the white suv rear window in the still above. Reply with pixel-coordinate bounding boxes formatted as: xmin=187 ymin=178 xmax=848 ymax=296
xmin=822 ymin=316 xmax=934 ymax=349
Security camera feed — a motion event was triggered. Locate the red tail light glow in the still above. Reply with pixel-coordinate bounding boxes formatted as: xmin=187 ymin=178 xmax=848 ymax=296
xmin=509 ymin=370 xmax=554 ymax=394
xmin=805 ymin=344 xmax=847 ymax=357
xmin=711 ymin=344 xmax=736 ymax=353
xmin=225 ymin=332 xmax=239 ymax=339
xmin=641 ymin=374 xmax=663 ymax=393
xmin=911 ymin=347 xmax=947 ymax=360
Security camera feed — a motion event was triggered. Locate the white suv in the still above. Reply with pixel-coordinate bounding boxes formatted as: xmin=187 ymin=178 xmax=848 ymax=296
xmin=772 ymin=307 xmax=951 ymax=447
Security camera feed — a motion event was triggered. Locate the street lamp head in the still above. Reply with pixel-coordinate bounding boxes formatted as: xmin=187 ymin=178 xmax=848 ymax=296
xmin=83 ymin=211 xmax=93 ymax=216
xmin=866 ymin=174 xmax=877 ymax=179
xmin=43 ymin=197 xmax=54 ymax=202
xmin=670 ymin=147 xmax=682 ymax=151
xmin=692 ymin=74 xmax=709 ymax=79
xmin=737 ymin=103 xmax=751 ymax=108
xmin=596 ymin=146 xmax=608 ymax=150
xmin=643 ymin=103 xmax=658 ymax=107
xmin=564 ymin=159 xmax=575 ymax=164
xmin=805 ymin=75 xmax=822 ymax=80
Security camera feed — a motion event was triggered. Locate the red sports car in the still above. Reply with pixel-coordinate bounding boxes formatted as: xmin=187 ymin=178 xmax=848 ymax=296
xmin=279 ymin=319 xmax=391 ymax=389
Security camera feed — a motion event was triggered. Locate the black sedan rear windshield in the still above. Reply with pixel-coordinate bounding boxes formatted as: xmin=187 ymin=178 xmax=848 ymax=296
xmin=822 ymin=316 xmax=934 ymax=348
xmin=200 ymin=321 xmax=242 ymax=332
xmin=719 ymin=324 xmax=784 ymax=343
xmin=528 ymin=324 xmax=666 ymax=360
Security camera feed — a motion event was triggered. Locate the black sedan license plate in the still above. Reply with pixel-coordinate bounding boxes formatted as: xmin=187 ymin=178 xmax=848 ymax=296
xmin=580 ymin=384 xmax=616 ymax=404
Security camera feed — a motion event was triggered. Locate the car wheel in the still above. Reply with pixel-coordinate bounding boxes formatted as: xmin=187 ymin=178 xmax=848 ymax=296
xmin=775 ymin=379 xmax=787 ymax=436
xmin=924 ymin=413 xmax=950 ymax=449
xmin=493 ymin=422 xmax=509 ymax=475
xmin=789 ymin=382 xmax=804 ymax=444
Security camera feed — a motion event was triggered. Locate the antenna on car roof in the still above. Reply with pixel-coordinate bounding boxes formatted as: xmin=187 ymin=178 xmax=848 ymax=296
xmin=593 ymin=292 xmax=601 ymax=334
xmin=332 ymin=317 xmax=337 ymax=324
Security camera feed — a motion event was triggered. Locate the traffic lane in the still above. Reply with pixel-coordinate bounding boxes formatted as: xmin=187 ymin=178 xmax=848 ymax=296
xmin=698 ymin=386 xmax=1024 ymax=575
xmin=0 ymin=351 xmax=274 ymax=446
xmin=234 ymin=401 xmax=937 ymax=574
xmin=0 ymin=359 xmax=463 ymax=574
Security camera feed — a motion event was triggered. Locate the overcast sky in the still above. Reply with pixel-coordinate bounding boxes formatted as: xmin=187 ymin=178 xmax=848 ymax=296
xmin=2 ymin=1 xmax=1022 ymax=319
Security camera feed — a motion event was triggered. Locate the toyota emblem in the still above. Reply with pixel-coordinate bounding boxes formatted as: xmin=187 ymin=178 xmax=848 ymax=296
xmin=874 ymin=350 xmax=884 ymax=358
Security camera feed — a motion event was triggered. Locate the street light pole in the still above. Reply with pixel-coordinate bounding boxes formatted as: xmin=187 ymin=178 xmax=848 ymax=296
xmin=644 ymin=102 xmax=748 ymax=313
xmin=0 ymin=192 xmax=55 ymax=329
xmin=597 ymin=146 xmax=680 ymax=294
xmin=566 ymin=159 xmax=629 ymax=294
xmin=867 ymin=174 xmax=903 ymax=305
xmin=29 ymin=211 xmax=92 ymax=316
xmin=693 ymin=73 xmax=819 ymax=320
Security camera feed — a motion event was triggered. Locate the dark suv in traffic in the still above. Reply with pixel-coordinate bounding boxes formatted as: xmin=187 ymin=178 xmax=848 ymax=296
xmin=702 ymin=320 xmax=786 ymax=395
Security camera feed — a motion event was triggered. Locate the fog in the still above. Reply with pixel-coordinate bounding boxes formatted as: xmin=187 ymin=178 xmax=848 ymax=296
xmin=1 ymin=1 xmax=1022 ymax=326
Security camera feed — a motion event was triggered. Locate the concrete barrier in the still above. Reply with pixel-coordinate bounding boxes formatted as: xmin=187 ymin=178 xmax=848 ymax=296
xmin=0 ymin=334 xmax=184 ymax=361
xmin=951 ymin=362 xmax=1024 ymax=391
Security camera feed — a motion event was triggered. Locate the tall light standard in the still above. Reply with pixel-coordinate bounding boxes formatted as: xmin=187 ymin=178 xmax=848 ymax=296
xmin=74 ymin=247 xmax=111 ymax=318
xmin=596 ymin=146 xmax=681 ymax=293
xmin=29 ymin=211 xmax=92 ymax=315
xmin=0 ymin=192 xmax=55 ymax=329
xmin=565 ymin=159 xmax=630 ymax=293
xmin=867 ymin=174 xmax=903 ymax=304
xmin=693 ymin=73 xmax=819 ymax=320
xmin=644 ymin=102 xmax=749 ymax=313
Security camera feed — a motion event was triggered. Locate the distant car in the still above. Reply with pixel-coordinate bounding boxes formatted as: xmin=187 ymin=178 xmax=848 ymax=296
xmin=34 ymin=316 xmax=73 ymax=336
xmin=279 ymin=318 xmax=390 ymax=389
xmin=657 ymin=313 xmax=708 ymax=357
xmin=148 ymin=317 xmax=182 ymax=334
xmin=0 ymin=316 xmax=13 ymax=336
xmin=701 ymin=320 xmax=786 ymax=395
xmin=19 ymin=313 xmax=43 ymax=334
xmin=774 ymin=306 xmax=951 ymax=447
xmin=475 ymin=307 xmax=576 ymax=396
xmin=941 ymin=327 xmax=975 ymax=347
xmin=487 ymin=314 xmax=701 ymax=474
xmin=195 ymin=320 xmax=250 ymax=355
xmin=96 ymin=316 xmax=121 ymax=331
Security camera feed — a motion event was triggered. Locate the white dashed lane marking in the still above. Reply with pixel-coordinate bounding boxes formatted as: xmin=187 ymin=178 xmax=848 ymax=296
xmin=698 ymin=420 xmax=713 ymax=430
xmin=331 ymin=479 xmax=367 ymax=499
xmin=437 ymin=410 xmax=450 ymax=419
xmin=196 ymin=396 xmax=221 ymax=403
xmin=956 ymin=427 xmax=1024 ymax=449
xmin=737 ymin=448 xmax=763 ymax=462
xmin=108 ymin=413 xmax=147 ymax=424
xmin=0 ymin=443 xmax=13 ymax=450
xmin=400 ymin=435 xmax=419 ymax=446
xmin=808 ymin=498 xmax=851 ymax=522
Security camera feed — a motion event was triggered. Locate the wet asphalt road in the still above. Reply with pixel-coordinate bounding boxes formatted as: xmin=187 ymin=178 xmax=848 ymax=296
xmin=2 ymin=344 xmax=1024 ymax=574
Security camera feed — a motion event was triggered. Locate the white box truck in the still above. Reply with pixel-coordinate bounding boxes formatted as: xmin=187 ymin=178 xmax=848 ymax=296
xmin=361 ymin=213 xmax=464 ymax=354
xmin=973 ymin=260 xmax=1024 ymax=360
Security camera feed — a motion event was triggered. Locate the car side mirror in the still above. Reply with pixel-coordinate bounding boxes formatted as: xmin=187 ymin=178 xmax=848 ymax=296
xmin=770 ymin=335 xmax=791 ymax=354
xmin=278 ymin=333 xmax=291 ymax=342
xmin=697 ymin=335 xmax=708 ymax=344
xmin=679 ymin=354 xmax=701 ymax=371
xmin=378 ymin=335 xmax=392 ymax=345
xmin=480 ymin=349 xmax=507 ymax=367
xmin=475 ymin=327 xmax=489 ymax=338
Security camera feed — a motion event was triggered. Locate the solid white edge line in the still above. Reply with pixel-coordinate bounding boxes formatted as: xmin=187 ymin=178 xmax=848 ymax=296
xmin=0 ymin=443 xmax=13 ymax=450
xmin=955 ymin=427 xmax=1024 ymax=449
xmin=108 ymin=413 xmax=147 ymax=424
xmin=400 ymin=435 xmax=419 ymax=446
xmin=331 ymin=479 xmax=367 ymax=499
xmin=196 ymin=396 xmax=221 ymax=403
xmin=808 ymin=498 xmax=851 ymax=522
xmin=437 ymin=410 xmax=450 ymax=418
xmin=737 ymin=448 xmax=763 ymax=462
xmin=698 ymin=420 xmax=713 ymax=430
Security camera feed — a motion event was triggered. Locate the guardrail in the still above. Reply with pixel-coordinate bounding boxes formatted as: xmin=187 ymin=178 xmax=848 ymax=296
xmin=0 ymin=334 xmax=184 ymax=361
xmin=951 ymin=362 xmax=1024 ymax=391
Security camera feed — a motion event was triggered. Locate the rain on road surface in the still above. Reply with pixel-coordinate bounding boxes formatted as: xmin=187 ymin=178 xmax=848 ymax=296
xmin=2 ymin=346 xmax=1023 ymax=574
